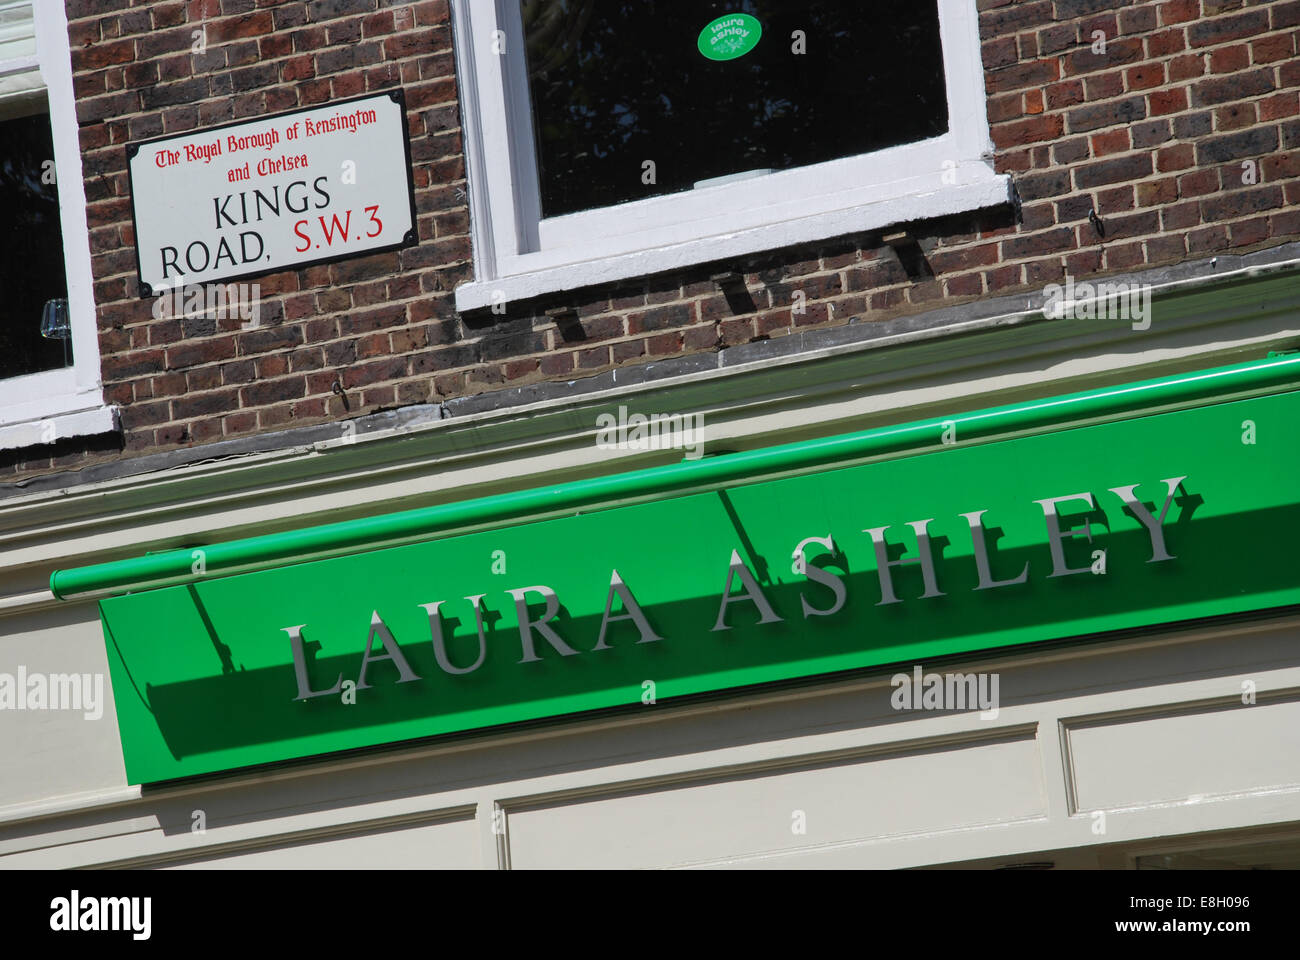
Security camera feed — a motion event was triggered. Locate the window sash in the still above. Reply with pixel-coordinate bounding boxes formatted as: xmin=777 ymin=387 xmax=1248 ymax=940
xmin=456 ymin=0 xmax=999 ymax=289
xmin=521 ymin=135 xmax=981 ymax=274
xmin=0 ymin=0 xmax=39 ymax=101
xmin=0 ymin=1 xmax=103 ymax=431
xmin=0 ymin=0 xmax=35 ymax=64
xmin=0 ymin=366 xmax=105 ymax=424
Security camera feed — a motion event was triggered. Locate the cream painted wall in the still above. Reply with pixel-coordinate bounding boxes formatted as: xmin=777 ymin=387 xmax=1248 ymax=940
xmin=2 ymin=279 xmax=1300 ymax=866
xmin=2 ymin=615 xmax=1299 ymax=868
xmin=0 ymin=603 xmax=125 ymax=809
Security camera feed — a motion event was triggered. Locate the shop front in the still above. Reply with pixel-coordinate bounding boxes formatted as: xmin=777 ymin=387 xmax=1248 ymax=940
xmin=8 ymin=350 xmax=1297 ymax=868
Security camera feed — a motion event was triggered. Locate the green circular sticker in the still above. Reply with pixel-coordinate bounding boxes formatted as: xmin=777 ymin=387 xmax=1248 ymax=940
xmin=697 ymin=13 xmax=763 ymax=61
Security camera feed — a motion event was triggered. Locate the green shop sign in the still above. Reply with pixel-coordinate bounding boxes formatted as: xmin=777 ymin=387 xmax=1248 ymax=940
xmin=698 ymin=13 xmax=762 ymax=61
xmin=54 ymin=357 xmax=1300 ymax=784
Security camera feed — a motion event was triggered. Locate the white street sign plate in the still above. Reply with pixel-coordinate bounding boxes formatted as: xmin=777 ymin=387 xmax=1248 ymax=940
xmin=127 ymin=91 xmax=417 ymax=296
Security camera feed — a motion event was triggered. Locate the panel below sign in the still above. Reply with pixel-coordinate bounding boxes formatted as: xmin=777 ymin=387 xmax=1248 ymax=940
xmin=99 ymin=391 xmax=1300 ymax=784
xmin=126 ymin=91 xmax=417 ymax=295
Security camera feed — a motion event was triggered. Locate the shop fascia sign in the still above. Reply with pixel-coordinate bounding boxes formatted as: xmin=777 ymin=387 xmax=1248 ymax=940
xmin=69 ymin=358 xmax=1300 ymax=784
xmin=289 ymin=476 xmax=1185 ymax=701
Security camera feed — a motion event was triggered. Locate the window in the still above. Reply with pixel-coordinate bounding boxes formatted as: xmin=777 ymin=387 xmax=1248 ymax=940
xmin=0 ymin=1 xmax=112 ymax=450
xmin=526 ymin=0 xmax=950 ymax=217
xmin=1 ymin=99 xmax=73 ymax=380
xmin=452 ymin=0 xmax=1008 ymax=311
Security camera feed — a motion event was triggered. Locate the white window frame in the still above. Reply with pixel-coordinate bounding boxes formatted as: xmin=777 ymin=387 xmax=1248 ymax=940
xmin=451 ymin=0 xmax=1010 ymax=311
xmin=0 ymin=1 xmax=115 ymax=451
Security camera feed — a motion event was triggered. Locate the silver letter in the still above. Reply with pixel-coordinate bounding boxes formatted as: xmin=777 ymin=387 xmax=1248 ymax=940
xmin=419 ymin=596 xmax=488 ymax=675
xmin=1034 ymin=492 xmax=1096 ymax=577
xmin=864 ymin=520 xmax=945 ymax=604
xmin=792 ymin=535 xmax=847 ymax=617
xmin=1107 ymin=476 xmax=1186 ymax=562
xmin=356 ymin=611 xmax=422 ymax=689
xmin=592 ymin=570 xmax=662 ymax=650
xmin=960 ymin=510 xmax=1029 ymax=590
xmin=712 ymin=549 xmax=784 ymax=631
xmin=283 ymin=624 xmax=343 ymax=701
xmin=507 ymin=586 xmax=579 ymax=663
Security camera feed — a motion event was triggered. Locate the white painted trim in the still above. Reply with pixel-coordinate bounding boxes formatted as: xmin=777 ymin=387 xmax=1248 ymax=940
xmin=456 ymin=172 xmax=1009 ymax=310
xmin=0 ymin=3 xmax=107 ymax=444
xmin=450 ymin=0 xmax=498 ymax=285
xmin=0 ymin=403 xmax=118 ymax=451
xmin=522 ymin=143 xmax=994 ymax=267
xmin=0 ymin=0 xmax=34 ymax=64
xmin=0 ymin=784 xmax=141 ymax=829
xmin=0 ymin=366 xmax=95 ymax=424
xmin=496 ymin=0 xmax=540 ymax=254
xmin=938 ymin=0 xmax=995 ymax=157
xmin=455 ymin=0 xmax=516 ymax=284
xmin=451 ymin=0 xmax=1008 ymax=311
xmin=0 ymin=54 xmax=38 ymax=76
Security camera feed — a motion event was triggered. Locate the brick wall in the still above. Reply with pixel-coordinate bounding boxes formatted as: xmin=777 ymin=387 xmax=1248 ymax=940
xmin=6 ymin=0 xmax=1299 ymax=478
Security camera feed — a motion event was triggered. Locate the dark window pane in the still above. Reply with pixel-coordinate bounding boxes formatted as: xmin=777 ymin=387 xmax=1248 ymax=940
xmin=523 ymin=0 xmax=949 ymax=218
xmin=0 ymin=98 xmax=71 ymax=381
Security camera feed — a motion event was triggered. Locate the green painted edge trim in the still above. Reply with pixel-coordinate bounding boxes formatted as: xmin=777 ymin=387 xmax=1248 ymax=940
xmin=50 ymin=354 xmax=1300 ymax=601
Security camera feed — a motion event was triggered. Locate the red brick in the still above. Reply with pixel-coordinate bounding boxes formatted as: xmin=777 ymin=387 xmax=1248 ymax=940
xmin=1159 ymin=0 xmax=1200 ymax=26
xmin=1188 ymin=225 xmax=1230 ymax=252
xmin=1214 ymin=102 xmax=1256 ymax=131
xmin=1167 ymin=54 xmax=1204 ymax=82
xmin=986 ymin=59 xmax=1060 ymax=93
xmin=1090 ymin=128 xmax=1131 ymax=157
xmin=993 ymin=113 xmax=1055 ymax=147
xmin=945 ymin=274 xmax=983 ymax=297
xmin=73 ymin=38 xmax=135 ymax=71
xmin=1146 ymin=28 xmax=1186 ymax=57
xmin=1126 ymin=63 xmax=1165 ymax=90
xmin=1187 ymin=9 xmax=1270 ymax=48
xmin=1046 ymin=80 xmax=1085 ymax=109
xmin=1261 ymin=92 xmax=1300 ymax=122
xmin=1252 ymin=33 xmax=1296 ymax=64
xmin=1085 ymin=70 xmax=1125 ymax=100
xmin=1208 ymin=44 xmax=1249 ymax=74
xmin=1262 ymin=152 xmax=1300 ymax=180
xmin=1230 ymin=217 xmax=1270 ymax=246
xmin=165 ymin=338 xmax=235 ymax=370
xmin=1149 ymin=87 xmax=1189 ymax=115
xmin=1179 ymin=169 xmax=1220 ymax=197
xmin=1104 ymin=241 xmax=1145 ymax=270
xmin=1137 ymin=177 xmax=1179 ymax=207
xmin=1145 ymin=233 xmax=1187 ymax=263
xmin=1193 ymin=69 xmax=1274 ymax=106
xmin=1269 ymin=208 xmax=1300 ymax=238
xmin=1157 ymin=143 xmax=1196 ymax=171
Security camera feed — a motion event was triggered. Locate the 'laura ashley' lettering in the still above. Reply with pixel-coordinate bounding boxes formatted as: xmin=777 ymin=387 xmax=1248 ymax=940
xmin=283 ymin=476 xmax=1189 ymax=700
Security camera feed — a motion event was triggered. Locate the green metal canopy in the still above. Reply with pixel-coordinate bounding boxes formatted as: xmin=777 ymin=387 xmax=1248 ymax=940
xmin=52 ymin=354 xmax=1300 ymax=784
xmin=51 ymin=353 xmax=1300 ymax=602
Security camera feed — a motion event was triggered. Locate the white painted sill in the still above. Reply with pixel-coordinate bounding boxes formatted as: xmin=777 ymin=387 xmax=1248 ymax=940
xmin=0 ymin=403 xmax=119 ymax=452
xmin=454 ymin=170 xmax=1011 ymax=312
